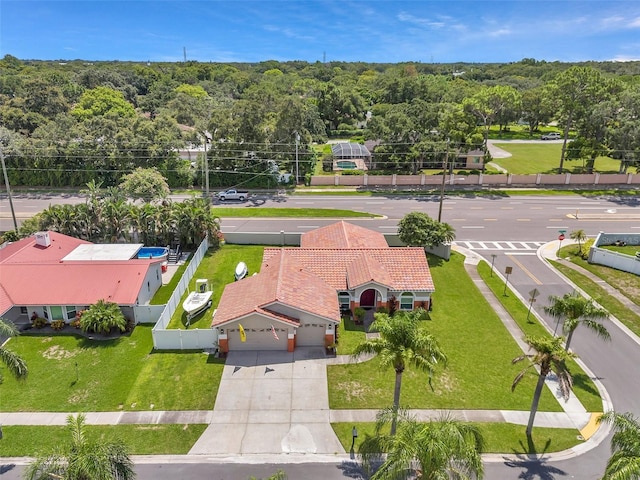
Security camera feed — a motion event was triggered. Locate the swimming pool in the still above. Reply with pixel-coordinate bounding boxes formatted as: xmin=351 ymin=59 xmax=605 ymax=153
xmin=137 ymin=247 xmax=169 ymax=259
xmin=336 ymin=160 xmax=357 ymax=169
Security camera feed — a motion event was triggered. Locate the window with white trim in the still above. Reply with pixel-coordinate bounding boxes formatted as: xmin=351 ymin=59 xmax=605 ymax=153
xmin=338 ymin=292 xmax=350 ymax=311
xmin=66 ymin=305 xmax=77 ymax=320
xmin=400 ymin=292 xmax=414 ymax=310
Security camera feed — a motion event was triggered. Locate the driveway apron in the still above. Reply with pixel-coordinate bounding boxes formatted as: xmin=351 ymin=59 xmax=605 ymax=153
xmin=189 ymin=348 xmax=345 ymax=455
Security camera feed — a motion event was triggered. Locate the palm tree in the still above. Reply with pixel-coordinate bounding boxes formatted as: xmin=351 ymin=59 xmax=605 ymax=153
xmin=570 ymin=229 xmax=587 ymax=252
xmin=352 ymin=308 xmax=447 ymax=435
xmin=359 ymin=408 xmax=484 ymax=480
xmin=598 ymin=411 xmax=640 ymax=480
xmin=512 ymin=335 xmax=575 ymax=437
xmin=24 ymin=413 xmax=135 ymax=480
xmin=0 ymin=318 xmax=28 ymax=383
xmin=544 ymin=292 xmax=610 ymax=351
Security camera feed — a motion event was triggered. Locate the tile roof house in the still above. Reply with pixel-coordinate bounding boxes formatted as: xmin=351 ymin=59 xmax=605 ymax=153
xmin=214 ymin=221 xmax=435 ymax=352
xmin=0 ymin=231 xmax=165 ymax=326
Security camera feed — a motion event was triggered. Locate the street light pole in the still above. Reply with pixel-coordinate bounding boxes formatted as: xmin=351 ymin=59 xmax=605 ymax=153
xmin=0 ymin=146 xmax=18 ymax=231
xmin=437 ymin=138 xmax=449 ymax=222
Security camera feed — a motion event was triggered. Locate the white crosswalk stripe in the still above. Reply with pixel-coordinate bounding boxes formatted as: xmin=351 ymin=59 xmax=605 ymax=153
xmin=454 ymin=241 xmax=545 ymax=251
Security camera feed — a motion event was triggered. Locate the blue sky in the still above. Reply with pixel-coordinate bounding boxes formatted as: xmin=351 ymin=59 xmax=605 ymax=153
xmin=2 ymin=1 xmax=640 ymax=63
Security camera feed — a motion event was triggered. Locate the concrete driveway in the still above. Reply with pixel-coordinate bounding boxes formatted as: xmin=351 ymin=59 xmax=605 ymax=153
xmin=189 ymin=348 xmax=345 ymax=456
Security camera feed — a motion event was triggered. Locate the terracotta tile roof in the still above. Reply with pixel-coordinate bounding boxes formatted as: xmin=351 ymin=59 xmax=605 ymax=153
xmin=263 ymin=247 xmax=434 ymax=292
xmin=346 ymin=253 xmax=394 ymax=289
xmin=0 ymin=232 xmax=155 ymax=315
xmin=300 ymin=221 xmax=388 ymax=249
xmin=212 ymin=250 xmax=340 ymax=327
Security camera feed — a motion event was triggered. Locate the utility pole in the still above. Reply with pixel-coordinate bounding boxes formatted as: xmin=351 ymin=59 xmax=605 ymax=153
xmin=295 ymin=131 xmax=300 ymax=185
xmin=0 ymin=146 xmax=18 ymax=231
xmin=203 ymin=132 xmax=209 ymax=198
xmin=437 ymin=138 xmax=449 ymax=223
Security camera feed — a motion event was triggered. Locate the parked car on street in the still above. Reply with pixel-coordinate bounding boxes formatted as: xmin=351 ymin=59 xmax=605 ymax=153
xmin=541 ymin=132 xmax=561 ymax=140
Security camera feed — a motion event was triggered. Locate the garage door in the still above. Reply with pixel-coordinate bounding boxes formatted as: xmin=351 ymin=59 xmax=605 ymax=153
xmin=227 ymin=326 xmax=288 ymax=351
xmin=296 ymin=323 xmax=326 ymax=347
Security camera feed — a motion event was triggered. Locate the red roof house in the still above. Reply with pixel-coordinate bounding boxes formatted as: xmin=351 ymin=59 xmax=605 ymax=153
xmin=0 ymin=231 xmax=164 ymax=325
xmin=214 ymin=221 xmax=434 ymax=353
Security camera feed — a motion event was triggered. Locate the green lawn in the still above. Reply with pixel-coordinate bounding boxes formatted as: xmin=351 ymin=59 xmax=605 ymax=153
xmin=328 ymin=253 xmax=561 ymax=411
xmin=477 ymin=261 xmax=603 ymax=412
xmin=332 ymin=422 xmax=584 ymax=455
xmin=166 ymin=245 xmax=265 ymax=329
xmin=490 ymin=143 xmax=623 ymax=174
xmin=1 ymin=326 xmax=224 ymax=412
xmin=550 ymin=252 xmax=640 ymax=338
xmin=0 ymin=424 xmax=207 ymax=456
xmin=151 ymin=259 xmax=190 ymax=305
xmin=211 ymin=207 xmax=379 ymax=217
xmin=336 ymin=316 xmax=366 ymax=355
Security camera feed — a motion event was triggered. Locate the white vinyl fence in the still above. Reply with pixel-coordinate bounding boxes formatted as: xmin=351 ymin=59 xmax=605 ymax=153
xmin=151 ymin=236 xmax=218 ymax=350
xmin=589 ymin=232 xmax=640 ymax=276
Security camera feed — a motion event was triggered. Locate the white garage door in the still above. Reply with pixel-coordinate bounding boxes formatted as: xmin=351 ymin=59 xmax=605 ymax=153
xmin=227 ymin=326 xmax=288 ymax=351
xmin=296 ymin=323 xmax=326 ymax=347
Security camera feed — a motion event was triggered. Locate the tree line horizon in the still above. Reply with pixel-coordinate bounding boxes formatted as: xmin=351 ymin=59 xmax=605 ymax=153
xmin=1 ymin=54 xmax=639 ymax=189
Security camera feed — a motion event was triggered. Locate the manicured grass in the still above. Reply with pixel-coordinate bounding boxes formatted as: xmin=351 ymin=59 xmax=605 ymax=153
xmin=151 ymin=258 xmax=190 ymax=305
xmin=327 ymin=253 xmax=561 ymax=411
xmin=332 ymin=422 xmax=584 ymax=454
xmin=491 ymin=143 xmax=622 ymax=174
xmin=211 ymin=207 xmax=379 ymax=217
xmin=550 ymin=255 xmax=640 ymax=338
xmin=336 ymin=316 xmax=366 ymax=355
xmin=0 ymin=424 xmax=207 ymax=456
xmin=559 ymin=246 xmax=640 ymax=307
xmin=477 ymin=261 xmax=603 ymax=412
xmin=1 ymin=326 xmax=224 ymax=412
xmin=166 ymin=245 xmax=265 ymax=329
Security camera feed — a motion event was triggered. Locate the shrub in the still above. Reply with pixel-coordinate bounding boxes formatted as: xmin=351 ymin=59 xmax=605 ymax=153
xmin=70 ymin=318 xmax=82 ymax=329
xmin=388 ymin=295 xmax=398 ymax=317
xmin=581 ymin=238 xmax=595 ymax=259
xmin=80 ymin=299 xmax=127 ymax=335
xmin=50 ymin=320 xmax=65 ymax=331
xmin=376 ymin=306 xmax=389 ymax=315
xmin=354 ymin=307 xmax=366 ymax=324
xmin=32 ymin=317 xmax=47 ymax=329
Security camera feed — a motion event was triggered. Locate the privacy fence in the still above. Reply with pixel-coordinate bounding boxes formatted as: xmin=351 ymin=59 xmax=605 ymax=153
xmin=310 ymin=172 xmax=639 ymax=188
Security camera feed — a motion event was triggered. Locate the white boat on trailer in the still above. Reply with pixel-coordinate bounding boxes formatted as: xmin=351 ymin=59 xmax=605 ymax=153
xmin=183 ymin=279 xmax=213 ymax=322
xmin=235 ymin=261 xmax=248 ymax=281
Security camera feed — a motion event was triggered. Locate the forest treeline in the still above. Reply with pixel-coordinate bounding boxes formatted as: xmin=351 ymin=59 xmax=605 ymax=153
xmin=1 ymin=54 xmax=639 ymax=189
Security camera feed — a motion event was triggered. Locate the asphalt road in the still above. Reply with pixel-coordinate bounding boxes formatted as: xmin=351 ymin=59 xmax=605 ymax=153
xmin=1 ymin=192 xmax=639 ymax=479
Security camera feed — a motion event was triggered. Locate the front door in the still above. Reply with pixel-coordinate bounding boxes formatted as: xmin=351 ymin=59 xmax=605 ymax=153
xmin=360 ymin=289 xmax=376 ymax=308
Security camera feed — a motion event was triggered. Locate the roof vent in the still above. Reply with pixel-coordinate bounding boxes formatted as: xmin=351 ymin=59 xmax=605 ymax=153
xmin=34 ymin=231 xmax=51 ymax=247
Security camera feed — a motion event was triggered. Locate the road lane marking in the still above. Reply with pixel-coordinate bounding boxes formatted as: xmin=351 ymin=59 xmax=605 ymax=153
xmin=506 ymin=254 xmax=543 ymax=285
xmin=461 ymin=226 xmax=484 ymax=229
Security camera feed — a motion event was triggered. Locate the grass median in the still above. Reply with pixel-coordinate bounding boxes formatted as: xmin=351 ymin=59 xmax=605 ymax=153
xmin=476 ymin=260 xmax=602 ymax=412
xmin=0 ymin=424 xmax=207 ymax=456
xmin=331 ymin=422 xmax=584 ymax=455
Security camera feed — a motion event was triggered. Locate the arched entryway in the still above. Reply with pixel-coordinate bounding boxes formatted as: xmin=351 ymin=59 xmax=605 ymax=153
xmin=359 ymin=289 xmax=378 ymax=309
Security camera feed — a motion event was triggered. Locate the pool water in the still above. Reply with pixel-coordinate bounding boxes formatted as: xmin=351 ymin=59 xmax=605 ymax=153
xmin=336 ymin=161 xmax=357 ymax=169
xmin=137 ymin=247 xmax=169 ymax=259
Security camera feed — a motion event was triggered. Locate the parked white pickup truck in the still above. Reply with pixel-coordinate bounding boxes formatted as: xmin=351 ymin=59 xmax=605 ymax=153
xmin=215 ymin=189 xmax=249 ymax=201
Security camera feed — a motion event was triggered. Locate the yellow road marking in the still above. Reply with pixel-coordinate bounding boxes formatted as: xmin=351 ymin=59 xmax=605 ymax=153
xmin=506 ymin=254 xmax=543 ymax=285
xmin=580 ymin=412 xmax=603 ymax=440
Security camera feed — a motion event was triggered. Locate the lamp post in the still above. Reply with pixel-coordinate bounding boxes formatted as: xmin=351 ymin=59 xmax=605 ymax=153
xmin=437 ymin=138 xmax=450 ymax=222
